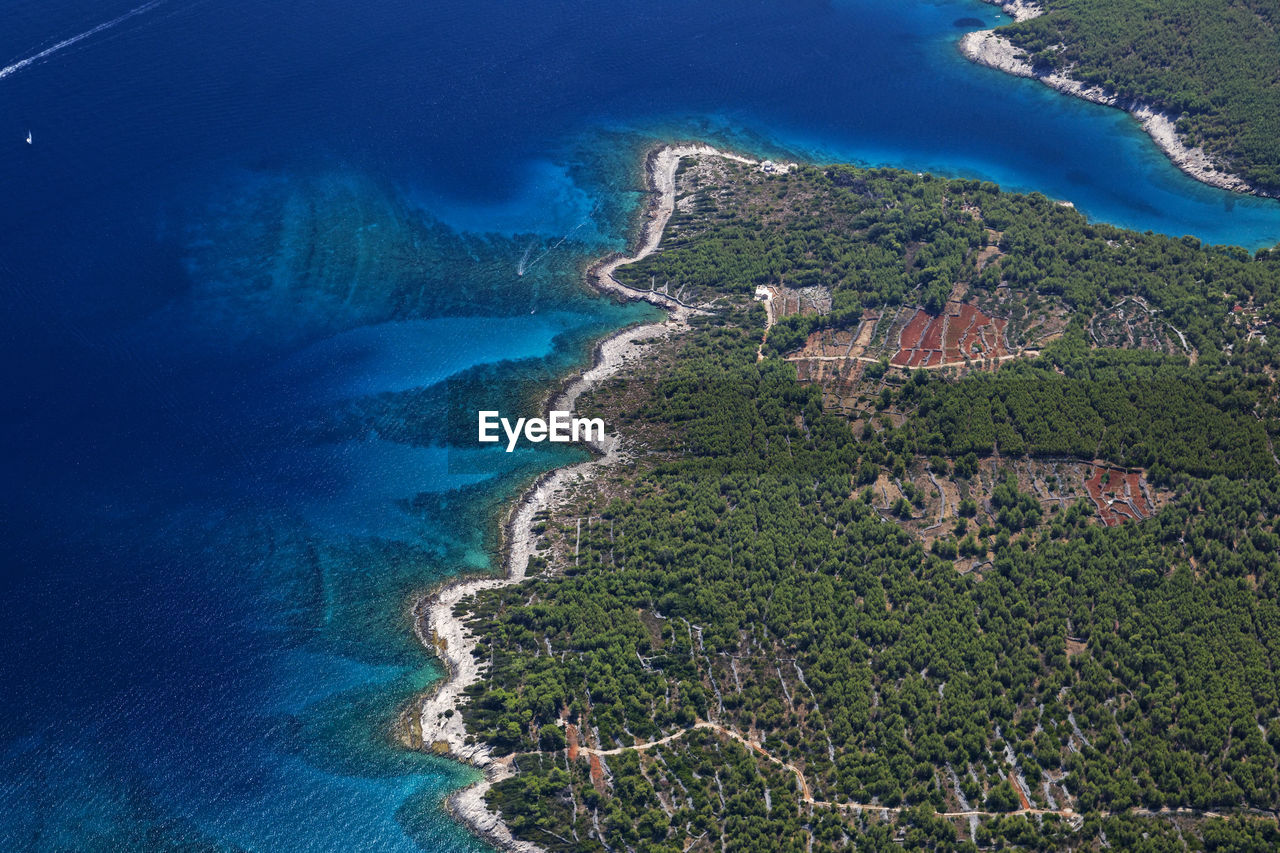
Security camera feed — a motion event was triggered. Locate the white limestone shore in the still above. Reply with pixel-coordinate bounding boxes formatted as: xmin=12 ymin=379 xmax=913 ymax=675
xmin=412 ymin=144 xmax=754 ymax=851
xmin=591 ymin=144 xmax=759 ymax=308
xmin=959 ymin=5 xmax=1270 ymax=197
xmin=988 ymin=0 xmax=1043 ymax=23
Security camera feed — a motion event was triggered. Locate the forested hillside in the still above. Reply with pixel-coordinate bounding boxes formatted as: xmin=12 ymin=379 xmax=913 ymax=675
xmin=907 ymin=344 xmax=1275 ymax=480
xmin=616 ymin=163 xmax=1280 ymax=363
xmin=450 ymin=158 xmax=1280 ymax=851
xmin=997 ymin=0 xmax=1280 ymax=191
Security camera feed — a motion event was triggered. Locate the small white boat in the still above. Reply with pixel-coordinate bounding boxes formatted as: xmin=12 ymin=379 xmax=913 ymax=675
xmin=25 ymin=130 xmax=32 ymax=144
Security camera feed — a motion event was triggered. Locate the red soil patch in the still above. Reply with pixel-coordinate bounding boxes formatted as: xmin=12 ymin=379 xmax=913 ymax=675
xmin=920 ymin=315 xmax=945 ymax=351
xmin=891 ymin=305 xmax=1008 ymax=366
xmin=1125 ymin=472 xmax=1149 ymax=515
xmin=899 ymin=309 xmax=931 ymax=350
xmin=1084 ymin=465 xmax=1151 ymax=526
xmin=1084 ymin=468 xmax=1116 ymax=526
xmin=1010 ymin=771 xmax=1033 ymax=811
xmin=1111 ymin=503 xmax=1139 ymax=522
xmin=958 ymin=319 xmax=984 ymax=357
xmin=944 ymin=304 xmax=976 ymax=353
xmin=566 ymin=724 xmax=580 ymax=761
xmin=589 ymin=754 xmax=605 ymax=791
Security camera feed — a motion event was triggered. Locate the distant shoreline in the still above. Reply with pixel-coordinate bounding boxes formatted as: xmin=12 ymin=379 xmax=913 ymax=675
xmin=408 ymin=143 xmax=749 ymax=852
xmin=960 ymin=2 xmax=1276 ymax=199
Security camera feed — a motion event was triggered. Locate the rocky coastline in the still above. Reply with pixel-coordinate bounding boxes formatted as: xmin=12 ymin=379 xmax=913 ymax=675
xmin=960 ymin=3 xmax=1272 ymax=198
xmin=408 ymin=144 xmax=754 ymax=851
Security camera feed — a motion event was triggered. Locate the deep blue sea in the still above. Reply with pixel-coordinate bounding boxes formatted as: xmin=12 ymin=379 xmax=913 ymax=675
xmin=2 ymin=0 xmax=1279 ymax=850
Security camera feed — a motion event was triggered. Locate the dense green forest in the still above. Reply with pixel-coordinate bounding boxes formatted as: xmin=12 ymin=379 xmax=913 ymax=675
xmin=616 ymin=163 xmax=1280 ymax=363
xmin=996 ymin=0 xmax=1280 ymax=191
xmin=467 ymin=317 xmax=1280 ymax=851
xmin=905 ymin=340 xmax=1276 ymax=480
xmin=447 ymin=159 xmax=1280 ymax=851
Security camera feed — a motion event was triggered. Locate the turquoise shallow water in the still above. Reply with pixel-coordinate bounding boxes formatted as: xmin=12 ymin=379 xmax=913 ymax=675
xmin=3 ymin=0 xmax=1280 ymax=850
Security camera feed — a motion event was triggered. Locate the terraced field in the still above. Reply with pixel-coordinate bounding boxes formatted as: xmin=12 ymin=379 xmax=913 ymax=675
xmin=889 ymin=305 xmax=1009 ymax=367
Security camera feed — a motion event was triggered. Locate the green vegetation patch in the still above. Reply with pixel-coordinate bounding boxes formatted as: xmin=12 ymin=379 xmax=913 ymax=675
xmin=1003 ymin=0 xmax=1280 ymax=191
xmin=905 ymin=341 xmax=1276 ymax=480
xmin=620 ymin=164 xmax=1280 ymax=362
xmin=451 ymin=159 xmax=1280 ymax=851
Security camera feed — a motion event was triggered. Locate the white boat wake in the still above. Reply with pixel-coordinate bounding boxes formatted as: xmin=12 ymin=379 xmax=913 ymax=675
xmin=0 ymin=0 xmax=165 ymax=82
xmin=519 ymin=208 xmax=597 ymax=277
xmin=515 ymin=242 xmax=534 ymax=276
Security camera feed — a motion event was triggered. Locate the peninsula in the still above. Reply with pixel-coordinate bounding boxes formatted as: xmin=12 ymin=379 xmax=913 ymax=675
xmin=416 ymin=144 xmax=1280 ymax=851
xmin=960 ymin=0 xmax=1280 ymax=197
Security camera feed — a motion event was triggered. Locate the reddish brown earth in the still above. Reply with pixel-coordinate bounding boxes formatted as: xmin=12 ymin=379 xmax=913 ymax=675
xmin=589 ymin=754 xmax=605 ymax=791
xmin=566 ymin=723 xmax=580 ymax=761
xmin=921 ymin=316 xmax=945 ymax=351
xmin=987 ymin=318 xmax=1011 ymax=358
xmin=1010 ymin=771 xmax=1033 ymax=811
xmin=1125 ymin=472 xmax=1149 ymax=515
xmin=957 ymin=314 xmax=984 ymax=356
xmin=1084 ymin=468 xmax=1115 ymax=525
xmin=891 ymin=306 xmax=1008 ymax=367
xmin=892 ymin=310 xmax=933 ymax=366
xmin=1084 ymin=465 xmax=1152 ymax=526
xmin=946 ymin=304 xmax=978 ymax=353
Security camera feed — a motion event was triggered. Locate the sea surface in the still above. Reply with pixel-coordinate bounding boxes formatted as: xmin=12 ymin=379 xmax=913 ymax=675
xmin=2 ymin=0 xmax=1279 ymax=850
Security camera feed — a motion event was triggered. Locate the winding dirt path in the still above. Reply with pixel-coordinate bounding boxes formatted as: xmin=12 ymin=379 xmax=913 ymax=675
xmin=574 ymin=719 xmax=1274 ymax=826
xmin=783 ymin=352 xmax=1023 ymax=369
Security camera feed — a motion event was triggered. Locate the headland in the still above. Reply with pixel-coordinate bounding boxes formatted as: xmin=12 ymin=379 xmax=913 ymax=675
xmin=959 ymin=2 xmax=1272 ymax=198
